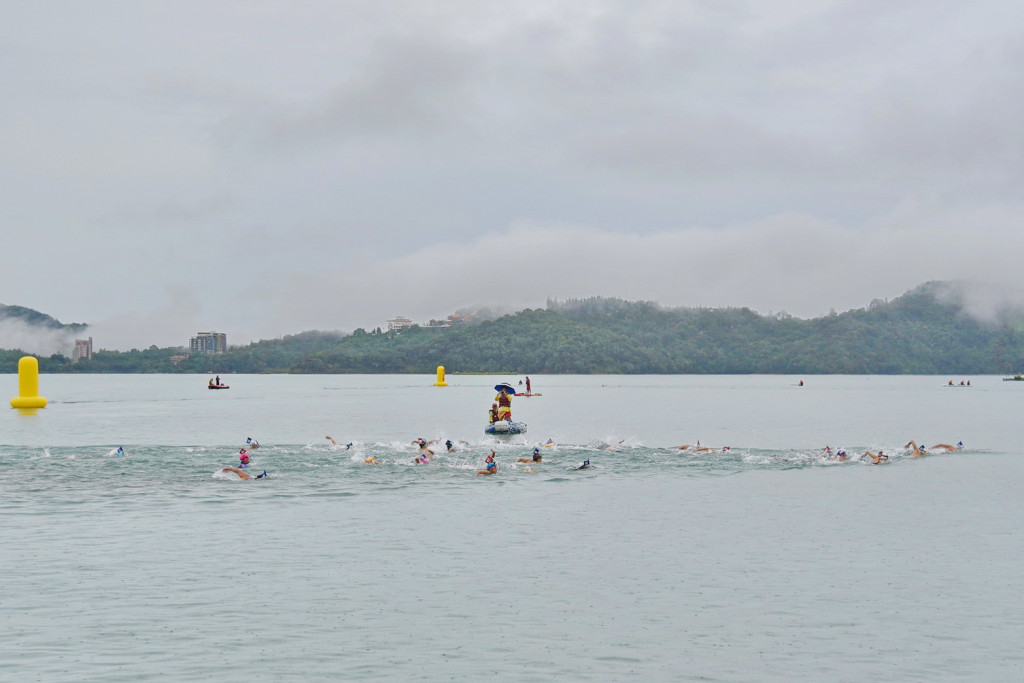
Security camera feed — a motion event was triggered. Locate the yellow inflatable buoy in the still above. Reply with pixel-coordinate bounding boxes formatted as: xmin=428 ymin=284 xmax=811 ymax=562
xmin=11 ymin=356 xmax=47 ymax=409
xmin=434 ymin=365 xmax=448 ymax=387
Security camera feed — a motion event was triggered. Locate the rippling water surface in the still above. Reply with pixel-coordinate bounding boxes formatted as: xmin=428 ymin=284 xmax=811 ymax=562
xmin=1 ymin=374 xmax=1022 ymax=681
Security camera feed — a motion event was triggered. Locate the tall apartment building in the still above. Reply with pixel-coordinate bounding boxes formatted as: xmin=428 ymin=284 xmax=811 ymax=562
xmin=190 ymin=332 xmax=227 ymax=354
xmin=72 ymin=337 xmax=93 ymax=363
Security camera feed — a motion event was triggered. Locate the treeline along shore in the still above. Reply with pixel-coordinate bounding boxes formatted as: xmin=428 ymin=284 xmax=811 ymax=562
xmin=4 ymin=281 xmax=1024 ymax=375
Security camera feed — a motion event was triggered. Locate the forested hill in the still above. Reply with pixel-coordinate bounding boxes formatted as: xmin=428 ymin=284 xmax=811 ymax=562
xmin=6 ymin=281 xmax=1024 ymax=374
xmin=0 ymin=304 xmax=85 ymax=331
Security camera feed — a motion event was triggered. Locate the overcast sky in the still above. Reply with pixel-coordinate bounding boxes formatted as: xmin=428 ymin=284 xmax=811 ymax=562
xmin=2 ymin=1 xmax=1023 ymax=352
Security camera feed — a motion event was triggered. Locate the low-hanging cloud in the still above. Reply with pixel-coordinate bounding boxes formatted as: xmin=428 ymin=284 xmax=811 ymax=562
xmin=222 ymin=205 xmax=1024 ymax=347
xmin=0 ymin=319 xmax=82 ymax=357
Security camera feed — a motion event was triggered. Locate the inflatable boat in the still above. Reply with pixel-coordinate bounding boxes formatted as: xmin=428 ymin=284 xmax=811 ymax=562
xmin=485 ymin=420 xmax=527 ymax=435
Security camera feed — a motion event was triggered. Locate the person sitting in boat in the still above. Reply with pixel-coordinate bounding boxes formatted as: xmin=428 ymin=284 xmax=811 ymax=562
xmin=495 ymin=388 xmax=513 ymax=421
xmin=488 ymin=403 xmax=500 ymax=424
xmin=209 ymin=378 xmax=214 ymax=386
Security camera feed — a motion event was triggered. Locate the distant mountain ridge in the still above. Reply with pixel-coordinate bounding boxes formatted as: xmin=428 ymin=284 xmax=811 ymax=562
xmin=4 ymin=281 xmax=1024 ymax=374
xmin=0 ymin=304 xmax=85 ymax=331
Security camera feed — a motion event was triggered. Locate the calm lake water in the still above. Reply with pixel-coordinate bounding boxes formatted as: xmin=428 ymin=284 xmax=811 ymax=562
xmin=1 ymin=374 xmax=1022 ymax=681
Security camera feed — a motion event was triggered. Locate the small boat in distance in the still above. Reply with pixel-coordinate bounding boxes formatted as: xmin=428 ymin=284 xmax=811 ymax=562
xmin=1003 ymin=374 xmax=1024 ymax=381
xmin=208 ymin=375 xmax=229 ymax=390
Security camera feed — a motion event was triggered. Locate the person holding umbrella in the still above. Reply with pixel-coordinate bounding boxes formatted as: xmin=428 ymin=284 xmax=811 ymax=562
xmin=494 ymin=383 xmax=515 ymax=421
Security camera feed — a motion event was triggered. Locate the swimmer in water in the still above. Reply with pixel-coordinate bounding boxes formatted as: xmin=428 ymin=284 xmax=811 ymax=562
xmin=326 ymin=436 xmax=353 ymax=449
xmin=517 ymin=448 xmax=542 ymax=463
xmin=930 ymin=443 xmax=960 ymax=452
xmin=220 ymin=467 xmax=268 ymax=480
xmin=861 ymin=450 xmax=889 ymax=465
xmin=114 ymin=446 xmax=134 ymax=456
xmin=238 ymin=449 xmax=251 ymax=468
xmin=904 ymin=440 xmax=925 ymax=457
xmin=476 ymin=450 xmax=497 ymax=476
xmin=577 ymin=459 xmax=592 ymax=470
xmin=246 ymin=437 xmax=260 ymax=449
xmin=445 ymin=440 xmax=456 ymax=453
xmin=829 ymin=449 xmax=847 ymax=462
xmin=412 ymin=438 xmax=435 ymax=461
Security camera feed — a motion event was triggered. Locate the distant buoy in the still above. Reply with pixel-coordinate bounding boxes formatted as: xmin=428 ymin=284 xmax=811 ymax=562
xmin=434 ymin=365 xmax=448 ymax=387
xmin=11 ymin=356 xmax=47 ymax=409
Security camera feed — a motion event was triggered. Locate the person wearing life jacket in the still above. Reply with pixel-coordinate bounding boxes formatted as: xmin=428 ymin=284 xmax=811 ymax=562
xmin=495 ymin=388 xmax=513 ymax=421
xmin=488 ymin=403 xmax=500 ymax=424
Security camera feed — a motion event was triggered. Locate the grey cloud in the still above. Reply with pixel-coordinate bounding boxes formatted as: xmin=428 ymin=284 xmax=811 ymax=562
xmin=2 ymin=1 xmax=1023 ymax=350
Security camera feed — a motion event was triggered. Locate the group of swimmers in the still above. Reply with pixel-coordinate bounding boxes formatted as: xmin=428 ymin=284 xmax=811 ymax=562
xmin=215 ymin=433 xmax=964 ymax=480
xmin=676 ymin=442 xmax=731 ymax=454
xmin=818 ymin=440 xmax=963 ymax=465
xmin=672 ymin=439 xmax=963 ymax=465
xmin=219 ymin=438 xmax=268 ymax=480
xmin=400 ymin=437 xmax=565 ymax=474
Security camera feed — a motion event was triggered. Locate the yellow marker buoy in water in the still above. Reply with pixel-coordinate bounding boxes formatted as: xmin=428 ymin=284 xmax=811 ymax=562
xmin=11 ymin=356 xmax=47 ymax=409
xmin=434 ymin=365 xmax=448 ymax=386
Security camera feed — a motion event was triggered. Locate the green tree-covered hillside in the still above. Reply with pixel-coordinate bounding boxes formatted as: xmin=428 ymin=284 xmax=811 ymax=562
xmin=4 ymin=281 xmax=1024 ymax=374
